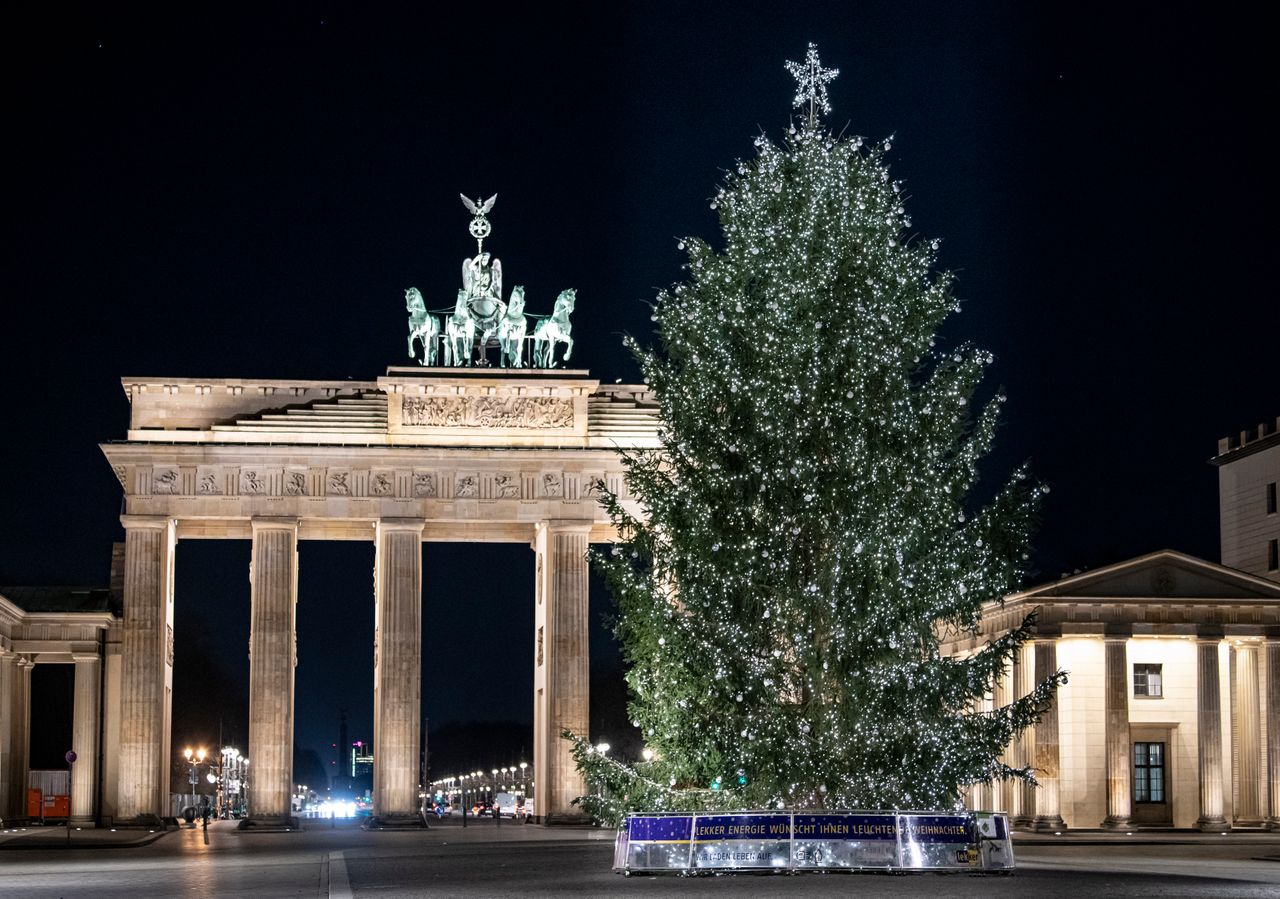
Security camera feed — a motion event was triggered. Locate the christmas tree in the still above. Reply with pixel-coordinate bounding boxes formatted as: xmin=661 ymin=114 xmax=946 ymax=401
xmin=571 ymin=44 xmax=1063 ymax=823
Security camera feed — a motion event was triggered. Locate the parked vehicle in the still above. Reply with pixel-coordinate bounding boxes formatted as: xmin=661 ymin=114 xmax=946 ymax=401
xmin=495 ymin=792 xmax=519 ymax=818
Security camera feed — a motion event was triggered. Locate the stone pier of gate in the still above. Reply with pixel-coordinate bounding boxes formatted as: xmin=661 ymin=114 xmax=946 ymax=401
xmin=99 ymin=368 xmax=657 ymax=825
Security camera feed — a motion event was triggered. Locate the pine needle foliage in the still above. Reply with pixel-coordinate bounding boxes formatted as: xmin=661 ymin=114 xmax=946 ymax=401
xmin=572 ymin=103 xmax=1063 ymax=826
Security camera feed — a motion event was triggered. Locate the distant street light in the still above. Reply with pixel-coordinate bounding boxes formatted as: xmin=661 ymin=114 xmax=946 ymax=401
xmin=182 ymin=747 xmax=207 ymax=813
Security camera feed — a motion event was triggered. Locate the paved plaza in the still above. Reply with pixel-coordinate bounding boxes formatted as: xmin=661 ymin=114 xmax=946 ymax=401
xmin=2 ymin=819 xmax=1279 ymax=898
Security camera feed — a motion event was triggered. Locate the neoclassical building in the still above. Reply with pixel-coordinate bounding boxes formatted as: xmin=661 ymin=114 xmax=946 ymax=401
xmin=5 ymin=367 xmax=659 ymax=827
xmin=947 ymin=549 xmax=1280 ymax=830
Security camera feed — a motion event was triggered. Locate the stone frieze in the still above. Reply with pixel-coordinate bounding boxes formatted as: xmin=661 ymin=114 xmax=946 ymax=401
xmin=401 ymin=395 xmax=574 ymax=430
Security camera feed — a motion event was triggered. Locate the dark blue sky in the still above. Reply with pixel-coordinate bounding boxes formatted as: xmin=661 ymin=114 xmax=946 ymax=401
xmin=4 ymin=3 xmax=1275 ymax=771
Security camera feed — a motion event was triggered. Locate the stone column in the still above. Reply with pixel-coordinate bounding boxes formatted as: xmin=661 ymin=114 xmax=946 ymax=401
xmin=1032 ymin=639 xmax=1066 ymax=831
xmin=70 ymin=652 xmax=102 ymax=826
xmin=993 ymin=662 xmax=1011 ymax=812
xmin=533 ymin=521 xmax=591 ymax=823
xmin=1012 ymin=644 xmax=1033 ymax=826
xmin=116 ymin=516 xmax=176 ymax=824
xmin=372 ymin=519 xmax=425 ymax=826
xmin=1266 ymin=639 xmax=1280 ymax=831
xmin=1195 ymin=636 xmax=1229 ymax=831
xmin=1235 ymin=643 xmax=1263 ymax=825
xmin=1102 ymin=636 xmax=1132 ymax=829
xmin=245 ymin=518 xmax=298 ymax=827
xmin=0 ymin=651 xmax=28 ymax=821
xmin=13 ymin=659 xmax=33 ymax=818
xmin=0 ymin=651 xmax=13 ymax=820
xmin=976 ymin=688 xmax=993 ymax=811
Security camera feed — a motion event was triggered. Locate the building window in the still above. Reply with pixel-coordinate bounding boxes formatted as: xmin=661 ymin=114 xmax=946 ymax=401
xmin=1133 ymin=742 xmax=1165 ymax=803
xmin=1133 ymin=663 xmax=1163 ymax=697
xmin=1267 ymin=482 xmax=1277 ymax=515
xmin=1269 ymin=539 xmax=1279 ymax=572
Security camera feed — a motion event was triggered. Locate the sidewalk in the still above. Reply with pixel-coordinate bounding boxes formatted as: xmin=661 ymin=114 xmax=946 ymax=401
xmin=0 ymin=822 xmax=176 ymax=850
xmin=1013 ymin=827 xmax=1280 ymax=847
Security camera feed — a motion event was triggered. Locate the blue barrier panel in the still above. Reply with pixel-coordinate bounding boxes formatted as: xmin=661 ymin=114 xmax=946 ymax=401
xmin=690 ymin=813 xmax=791 ymax=870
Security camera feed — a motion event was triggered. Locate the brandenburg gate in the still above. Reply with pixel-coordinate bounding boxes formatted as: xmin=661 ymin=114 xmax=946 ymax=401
xmin=99 ymin=368 xmax=658 ymax=825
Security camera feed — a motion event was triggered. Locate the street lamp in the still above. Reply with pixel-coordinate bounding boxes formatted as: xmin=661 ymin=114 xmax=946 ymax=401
xmin=182 ymin=747 xmax=207 ymax=812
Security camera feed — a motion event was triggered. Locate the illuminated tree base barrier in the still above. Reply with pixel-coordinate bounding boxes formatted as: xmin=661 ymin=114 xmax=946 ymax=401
xmin=613 ymin=811 xmax=1015 ymax=875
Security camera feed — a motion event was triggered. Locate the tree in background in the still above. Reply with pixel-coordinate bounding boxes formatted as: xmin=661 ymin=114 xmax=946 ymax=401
xmin=570 ymin=45 xmax=1063 ymax=824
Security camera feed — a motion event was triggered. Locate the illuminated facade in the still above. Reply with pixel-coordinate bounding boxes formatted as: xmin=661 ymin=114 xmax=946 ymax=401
xmin=946 ymin=550 xmax=1280 ymax=830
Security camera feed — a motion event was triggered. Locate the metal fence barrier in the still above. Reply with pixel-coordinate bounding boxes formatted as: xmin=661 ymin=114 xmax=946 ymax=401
xmin=613 ymin=810 xmax=1015 ymax=875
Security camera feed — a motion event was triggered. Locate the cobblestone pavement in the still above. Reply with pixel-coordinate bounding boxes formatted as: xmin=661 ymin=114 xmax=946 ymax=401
xmin=0 ymin=819 xmax=1277 ymax=898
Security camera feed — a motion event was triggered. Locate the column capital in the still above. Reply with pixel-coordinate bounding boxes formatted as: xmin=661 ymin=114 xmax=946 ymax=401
xmin=72 ymin=652 xmax=102 ymax=665
xmin=537 ymin=520 xmax=594 ymax=535
xmin=1195 ymin=632 xmax=1225 ymax=644
xmin=1103 ymin=631 xmax=1131 ymax=643
xmin=250 ymin=516 xmax=299 ymax=533
xmin=119 ymin=514 xmax=173 ymax=530
xmin=376 ymin=518 xmax=426 ymax=534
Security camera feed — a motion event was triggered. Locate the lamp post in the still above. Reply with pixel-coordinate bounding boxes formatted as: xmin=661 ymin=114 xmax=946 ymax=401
xmin=182 ymin=747 xmax=207 ymax=812
xmin=594 ymin=743 xmax=610 ymax=809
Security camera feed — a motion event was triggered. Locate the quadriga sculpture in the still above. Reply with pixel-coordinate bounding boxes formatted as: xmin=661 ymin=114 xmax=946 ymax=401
xmin=532 ymin=288 xmax=576 ymax=368
xmin=498 ymin=286 xmax=527 ymax=368
xmin=405 ymin=287 xmax=440 ymax=366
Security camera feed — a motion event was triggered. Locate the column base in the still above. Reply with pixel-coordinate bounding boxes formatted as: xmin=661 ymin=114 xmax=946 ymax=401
xmin=1265 ymin=818 xmax=1280 ymax=832
xmin=1011 ymin=815 xmax=1034 ymax=830
xmin=68 ymin=817 xmax=97 ymax=829
xmin=1195 ymin=816 xmax=1230 ymax=833
xmin=1031 ymin=815 xmax=1066 ymax=832
xmin=1100 ymin=815 xmax=1133 ymax=830
xmin=114 ymin=814 xmax=166 ymax=828
xmin=364 ymin=814 xmax=429 ymax=830
xmin=238 ymin=815 xmax=300 ymax=832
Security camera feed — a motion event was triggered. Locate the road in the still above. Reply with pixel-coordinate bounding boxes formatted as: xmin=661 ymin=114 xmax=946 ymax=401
xmin=1 ymin=818 xmax=1278 ymax=898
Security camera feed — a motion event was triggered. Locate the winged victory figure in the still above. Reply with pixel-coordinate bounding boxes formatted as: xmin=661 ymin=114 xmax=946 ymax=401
xmin=460 ymin=193 xmax=497 ymax=216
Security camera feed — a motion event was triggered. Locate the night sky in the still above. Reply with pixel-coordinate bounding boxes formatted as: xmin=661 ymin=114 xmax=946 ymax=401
xmin=4 ymin=3 xmax=1275 ymax=782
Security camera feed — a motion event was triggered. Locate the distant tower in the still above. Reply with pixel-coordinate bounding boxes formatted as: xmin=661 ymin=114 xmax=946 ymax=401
xmin=339 ymin=708 xmax=350 ymax=783
xmin=1212 ymin=416 xmax=1280 ymax=582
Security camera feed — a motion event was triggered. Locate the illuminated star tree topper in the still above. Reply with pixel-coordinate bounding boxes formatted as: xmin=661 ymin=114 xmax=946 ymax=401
xmin=785 ymin=42 xmax=839 ymax=129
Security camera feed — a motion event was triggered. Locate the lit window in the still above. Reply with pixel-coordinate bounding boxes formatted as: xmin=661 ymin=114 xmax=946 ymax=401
xmin=1134 ymin=663 xmax=1163 ymax=697
xmin=1133 ymin=742 xmax=1165 ymax=803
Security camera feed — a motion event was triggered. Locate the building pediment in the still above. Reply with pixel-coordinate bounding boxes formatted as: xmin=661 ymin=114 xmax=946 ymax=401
xmin=1014 ymin=550 xmax=1280 ymax=603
